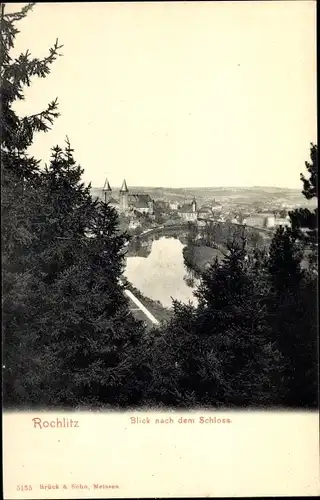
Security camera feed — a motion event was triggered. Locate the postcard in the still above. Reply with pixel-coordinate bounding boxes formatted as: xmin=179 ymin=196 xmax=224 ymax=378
xmin=2 ymin=1 xmax=319 ymax=498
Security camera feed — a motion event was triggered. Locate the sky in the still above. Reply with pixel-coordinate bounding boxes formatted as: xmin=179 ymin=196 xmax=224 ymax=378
xmin=8 ymin=1 xmax=317 ymax=189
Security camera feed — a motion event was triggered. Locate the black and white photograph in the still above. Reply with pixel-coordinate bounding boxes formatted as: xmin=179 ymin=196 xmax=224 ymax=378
xmin=2 ymin=1 xmax=318 ymax=412
xmin=1 ymin=2 xmax=319 ymax=497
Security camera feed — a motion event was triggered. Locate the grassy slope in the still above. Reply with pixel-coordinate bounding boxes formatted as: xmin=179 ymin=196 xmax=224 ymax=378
xmin=193 ymin=246 xmax=225 ymax=272
xmin=124 ymin=280 xmax=173 ymax=325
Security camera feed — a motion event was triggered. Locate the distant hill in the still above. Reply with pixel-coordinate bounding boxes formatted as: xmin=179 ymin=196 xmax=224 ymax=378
xmin=90 ymin=185 xmax=315 ymax=208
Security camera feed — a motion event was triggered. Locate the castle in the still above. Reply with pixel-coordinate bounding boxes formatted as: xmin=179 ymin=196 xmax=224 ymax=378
xmin=102 ymin=178 xmax=154 ymax=216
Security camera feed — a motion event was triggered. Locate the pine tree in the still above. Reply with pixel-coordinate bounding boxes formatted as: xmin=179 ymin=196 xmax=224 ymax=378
xmin=265 ymin=232 xmax=317 ymax=407
xmin=265 ymin=147 xmax=318 ymax=407
xmin=1 ymin=3 xmax=63 ymax=404
xmin=143 ymin=300 xmax=200 ymax=407
xmin=193 ymin=239 xmax=285 ymax=407
xmin=149 ymin=239 xmax=285 ymax=408
xmin=2 ymin=4 xmax=146 ymax=408
xmin=289 ymin=143 xmax=318 ymax=269
xmin=267 ymin=226 xmax=304 ymax=292
xmin=33 ymin=194 xmax=145 ymax=408
xmin=301 ymin=143 xmax=317 ymax=200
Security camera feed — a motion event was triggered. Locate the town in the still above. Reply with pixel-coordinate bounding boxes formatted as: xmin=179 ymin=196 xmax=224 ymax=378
xmin=96 ymin=177 xmax=310 ymax=237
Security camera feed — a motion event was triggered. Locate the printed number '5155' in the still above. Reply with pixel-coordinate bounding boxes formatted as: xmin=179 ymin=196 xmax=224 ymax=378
xmin=17 ymin=485 xmax=32 ymax=491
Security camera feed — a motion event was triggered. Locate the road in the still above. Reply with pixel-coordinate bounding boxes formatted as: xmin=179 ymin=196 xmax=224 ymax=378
xmin=122 ymin=287 xmax=160 ymax=327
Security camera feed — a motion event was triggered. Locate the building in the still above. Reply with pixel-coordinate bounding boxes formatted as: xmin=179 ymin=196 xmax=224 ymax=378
xmin=128 ymin=193 xmax=154 ymax=215
xmin=196 ymin=219 xmax=207 ymax=228
xmin=102 ymin=178 xmax=112 ymax=203
xmin=243 ymin=214 xmax=270 ymax=228
xmin=211 ymin=199 xmax=222 ymax=211
xmin=169 ymin=201 xmax=179 ymax=210
xmin=177 ymin=197 xmax=197 ymax=222
xmin=197 ymin=206 xmax=213 ymax=219
xmin=281 ymin=202 xmax=295 ymax=210
xmin=243 ymin=212 xmax=291 ymax=229
xmin=273 ymin=216 xmax=291 ymax=227
xmin=176 ymin=197 xmax=224 ymax=223
xmin=265 ymin=214 xmax=276 ymax=228
xmin=128 ymin=219 xmax=141 ymax=230
xmin=102 ymin=178 xmax=120 ymax=210
xmin=178 ymin=206 xmax=197 ymax=222
xmin=155 ymin=200 xmax=169 ymax=210
xmin=102 ymin=177 xmax=154 ymax=215
xmin=119 ymin=179 xmax=129 ymax=212
xmin=108 ymin=197 xmax=121 ymax=210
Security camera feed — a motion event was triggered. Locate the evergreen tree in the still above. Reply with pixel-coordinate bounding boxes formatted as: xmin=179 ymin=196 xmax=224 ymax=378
xmin=149 ymin=240 xmax=285 ymax=408
xmin=267 ymin=226 xmax=304 ymax=292
xmin=2 ymin=4 xmax=146 ymax=408
xmin=265 ymin=231 xmax=317 ymax=407
xmin=144 ymin=300 xmax=200 ymax=407
xmin=1 ymin=2 xmax=63 ymax=404
xmin=2 ymin=3 xmax=317 ymax=411
xmin=265 ymin=147 xmax=318 ymax=407
xmin=289 ymin=143 xmax=318 ymax=269
xmin=193 ymin=239 xmax=285 ymax=407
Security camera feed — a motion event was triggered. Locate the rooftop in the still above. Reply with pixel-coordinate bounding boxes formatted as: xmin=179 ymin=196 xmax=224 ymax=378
xmin=120 ymin=179 xmax=128 ymax=192
xmin=129 ymin=193 xmax=152 ymax=203
xmin=108 ymin=197 xmax=119 ymax=204
xmin=133 ymin=200 xmax=149 ymax=209
xmin=178 ymin=204 xmax=195 ymax=213
xmin=102 ymin=178 xmax=112 ymax=192
xmin=198 ymin=206 xmax=212 ymax=213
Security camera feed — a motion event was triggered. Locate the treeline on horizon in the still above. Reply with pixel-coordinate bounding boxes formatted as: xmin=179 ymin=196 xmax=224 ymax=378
xmin=1 ymin=4 xmax=318 ymax=410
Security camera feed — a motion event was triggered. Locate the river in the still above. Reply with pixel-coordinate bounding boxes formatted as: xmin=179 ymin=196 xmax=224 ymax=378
xmin=124 ymin=237 xmax=199 ymax=309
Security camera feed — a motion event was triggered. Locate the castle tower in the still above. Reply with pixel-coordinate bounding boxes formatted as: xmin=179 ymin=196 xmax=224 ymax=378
xmin=192 ymin=197 xmax=197 ymax=213
xmin=102 ymin=177 xmax=112 ymax=203
xmin=119 ymin=179 xmax=129 ymax=211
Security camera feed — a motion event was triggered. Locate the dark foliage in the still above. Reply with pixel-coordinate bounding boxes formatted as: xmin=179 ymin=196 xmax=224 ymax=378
xmin=1 ymin=4 xmax=317 ymax=410
xmin=289 ymin=144 xmax=318 ymax=269
xmin=2 ymin=3 xmax=146 ymax=409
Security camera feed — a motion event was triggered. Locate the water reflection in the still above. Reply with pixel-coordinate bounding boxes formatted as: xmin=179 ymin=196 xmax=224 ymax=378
xmin=126 ymin=238 xmax=152 ymax=258
xmin=124 ymin=237 xmax=199 ymax=309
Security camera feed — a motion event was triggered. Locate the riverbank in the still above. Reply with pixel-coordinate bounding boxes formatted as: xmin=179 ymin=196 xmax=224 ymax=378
xmin=123 ymin=279 xmax=173 ymax=325
xmin=183 ymin=244 xmax=225 ymax=275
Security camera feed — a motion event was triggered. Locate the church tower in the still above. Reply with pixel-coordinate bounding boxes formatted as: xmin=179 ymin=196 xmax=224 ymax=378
xmin=102 ymin=177 xmax=112 ymax=204
xmin=192 ymin=197 xmax=197 ymax=213
xmin=119 ymin=179 xmax=129 ymax=211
